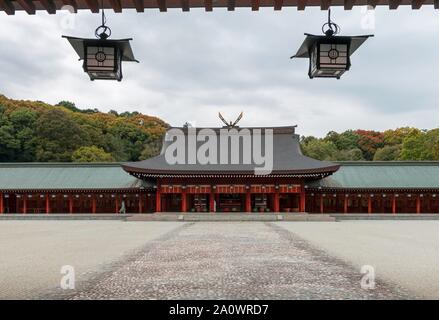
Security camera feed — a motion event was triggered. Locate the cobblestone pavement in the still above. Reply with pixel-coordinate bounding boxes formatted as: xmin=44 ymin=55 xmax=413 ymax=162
xmin=59 ymin=222 xmax=414 ymax=299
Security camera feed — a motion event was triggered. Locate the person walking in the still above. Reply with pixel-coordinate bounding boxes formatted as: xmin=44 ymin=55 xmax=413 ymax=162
xmin=119 ymin=200 xmax=126 ymax=214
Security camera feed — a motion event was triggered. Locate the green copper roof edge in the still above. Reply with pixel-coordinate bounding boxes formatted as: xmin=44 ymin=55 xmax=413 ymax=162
xmin=0 ymin=162 xmax=124 ymax=168
xmin=335 ymin=161 xmax=439 ymax=166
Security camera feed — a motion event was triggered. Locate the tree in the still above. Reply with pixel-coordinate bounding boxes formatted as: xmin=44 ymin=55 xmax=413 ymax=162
xmin=34 ymin=109 xmax=87 ymax=161
xmin=107 ymin=121 xmax=149 ymax=161
xmin=355 ymin=130 xmax=385 ymax=160
xmin=398 ymin=130 xmax=439 ymax=160
xmin=373 ymin=145 xmax=401 ymax=161
xmin=383 ymin=127 xmax=419 ymax=146
xmin=324 ymin=130 xmax=359 ymax=151
xmin=72 ymin=146 xmax=114 ymax=162
xmin=336 ymin=148 xmax=364 ymax=161
xmin=139 ymin=140 xmax=162 ymax=160
xmin=56 ymin=101 xmax=80 ymax=113
xmin=301 ymin=139 xmax=338 ymax=161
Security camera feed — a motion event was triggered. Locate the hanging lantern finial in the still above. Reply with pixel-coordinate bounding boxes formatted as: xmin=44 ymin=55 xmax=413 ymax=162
xmin=95 ymin=0 xmax=112 ymax=40
xmin=322 ymin=9 xmax=340 ymax=37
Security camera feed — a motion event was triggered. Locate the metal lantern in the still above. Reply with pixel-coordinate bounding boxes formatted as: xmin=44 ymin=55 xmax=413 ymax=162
xmin=63 ymin=6 xmax=138 ymax=81
xmin=291 ymin=10 xmax=373 ymax=79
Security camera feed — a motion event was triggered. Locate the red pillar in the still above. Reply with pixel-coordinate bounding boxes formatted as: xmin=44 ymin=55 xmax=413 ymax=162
xmin=145 ymin=194 xmax=149 ymax=213
xmin=115 ymin=196 xmax=119 ymax=214
xmin=0 ymin=193 xmax=3 ymax=214
xmin=300 ymin=185 xmax=306 ymax=212
xmin=156 ymin=185 xmax=162 ymax=213
xmin=23 ymin=195 xmax=27 ymax=214
xmin=245 ymin=189 xmax=251 ymax=213
xmin=344 ymin=195 xmax=348 ymax=214
xmin=92 ymin=195 xmax=96 ymax=214
xmin=181 ymin=189 xmax=187 ymax=213
xmin=69 ymin=195 xmax=73 ymax=214
xmin=45 ymin=194 xmax=50 ymax=214
xmin=392 ymin=195 xmax=397 ymax=214
xmin=139 ymin=194 xmax=143 ymax=213
xmin=416 ymin=195 xmax=421 ymax=214
xmin=320 ymin=195 xmax=324 ymax=214
xmin=274 ymin=190 xmax=280 ymax=212
xmin=368 ymin=196 xmax=372 ymax=214
xmin=209 ymin=190 xmax=215 ymax=212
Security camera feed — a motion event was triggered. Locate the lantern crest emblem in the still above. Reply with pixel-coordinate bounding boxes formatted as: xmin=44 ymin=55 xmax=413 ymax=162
xmin=291 ymin=10 xmax=373 ymax=79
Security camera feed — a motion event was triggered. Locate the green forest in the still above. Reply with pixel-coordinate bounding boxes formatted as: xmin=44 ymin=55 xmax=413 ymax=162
xmin=1 ymin=94 xmax=438 ymax=162
xmin=0 ymin=95 xmax=168 ymax=162
xmin=301 ymin=128 xmax=439 ymax=161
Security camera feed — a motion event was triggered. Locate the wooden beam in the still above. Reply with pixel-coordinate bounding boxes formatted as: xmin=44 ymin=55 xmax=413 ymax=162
xmin=251 ymin=0 xmax=259 ymax=10
xmin=132 ymin=0 xmax=144 ymax=12
xmin=228 ymin=0 xmax=235 ymax=10
xmin=181 ymin=0 xmax=189 ymax=11
xmin=343 ymin=0 xmax=355 ymax=9
xmin=108 ymin=0 xmax=122 ymax=12
xmin=40 ymin=0 xmax=57 ymax=13
xmin=16 ymin=0 xmax=35 ymax=14
xmin=204 ymin=0 xmax=212 ymax=11
xmin=62 ymin=0 xmax=78 ymax=12
xmin=274 ymin=0 xmax=283 ymax=10
xmin=389 ymin=0 xmax=401 ymax=9
xmin=0 ymin=0 xmax=15 ymax=14
xmin=297 ymin=0 xmax=307 ymax=10
xmin=411 ymin=0 xmax=425 ymax=9
xmin=84 ymin=0 xmax=99 ymax=12
xmin=157 ymin=0 xmax=167 ymax=11
xmin=321 ymin=0 xmax=331 ymax=10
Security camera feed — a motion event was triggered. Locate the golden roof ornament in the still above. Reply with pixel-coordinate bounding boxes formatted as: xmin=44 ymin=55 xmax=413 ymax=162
xmin=218 ymin=112 xmax=243 ymax=128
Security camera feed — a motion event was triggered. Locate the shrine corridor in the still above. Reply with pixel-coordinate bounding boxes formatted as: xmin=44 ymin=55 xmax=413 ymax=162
xmin=60 ymin=222 xmax=412 ymax=300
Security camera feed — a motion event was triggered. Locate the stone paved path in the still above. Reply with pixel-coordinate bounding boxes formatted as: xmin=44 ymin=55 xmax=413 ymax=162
xmin=62 ymin=222 xmax=414 ymax=299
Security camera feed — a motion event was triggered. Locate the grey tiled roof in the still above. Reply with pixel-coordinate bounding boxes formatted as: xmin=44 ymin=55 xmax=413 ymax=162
xmin=123 ymin=126 xmax=339 ymax=176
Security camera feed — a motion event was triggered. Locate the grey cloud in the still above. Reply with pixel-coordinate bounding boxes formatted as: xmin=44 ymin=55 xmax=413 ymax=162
xmin=0 ymin=8 xmax=438 ymax=137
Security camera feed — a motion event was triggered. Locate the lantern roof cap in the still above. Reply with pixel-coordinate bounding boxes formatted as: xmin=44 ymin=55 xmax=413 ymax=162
xmin=291 ymin=33 xmax=374 ymax=59
xmin=62 ymin=35 xmax=139 ymax=63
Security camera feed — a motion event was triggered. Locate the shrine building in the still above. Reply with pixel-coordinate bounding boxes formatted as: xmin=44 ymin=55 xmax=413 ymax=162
xmin=0 ymin=125 xmax=438 ymax=215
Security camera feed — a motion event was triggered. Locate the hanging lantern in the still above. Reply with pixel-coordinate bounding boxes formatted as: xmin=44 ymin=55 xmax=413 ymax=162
xmin=63 ymin=3 xmax=138 ymax=81
xmin=291 ymin=10 xmax=373 ymax=79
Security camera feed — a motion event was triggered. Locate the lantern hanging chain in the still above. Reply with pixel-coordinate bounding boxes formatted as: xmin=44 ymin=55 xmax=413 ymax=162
xmin=101 ymin=0 xmax=106 ymax=27
xmin=95 ymin=0 xmax=112 ymax=39
xmin=322 ymin=9 xmax=340 ymax=37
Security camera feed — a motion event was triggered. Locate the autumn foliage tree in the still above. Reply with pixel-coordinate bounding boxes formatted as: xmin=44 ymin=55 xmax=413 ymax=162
xmin=301 ymin=127 xmax=439 ymax=161
xmin=0 ymin=95 xmax=168 ymax=162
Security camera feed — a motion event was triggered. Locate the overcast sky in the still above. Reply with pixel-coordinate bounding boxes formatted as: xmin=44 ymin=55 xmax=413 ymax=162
xmin=0 ymin=7 xmax=438 ymax=136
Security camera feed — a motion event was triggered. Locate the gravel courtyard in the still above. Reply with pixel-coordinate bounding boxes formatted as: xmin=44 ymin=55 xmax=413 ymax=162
xmin=56 ymin=222 xmax=410 ymax=299
xmin=1 ymin=220 xmax=437 ymax=299
xmin=276 ymin=221 xmax=439 ymax=299
xmin=0 ymin=221 xmax=182 ymax=299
